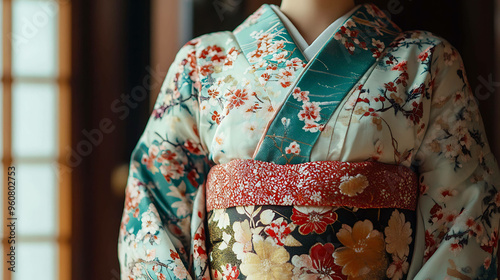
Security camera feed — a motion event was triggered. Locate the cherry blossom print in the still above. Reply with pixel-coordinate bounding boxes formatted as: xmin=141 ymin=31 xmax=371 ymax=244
xmin=291 ymin=206 xmax=338 ymax=235
xmin=212 ymin=209 xmax=231 ymax=229
xmin=292 ymin=87 xmax=310 ymax=102
xmin=494 ymin=192 xmax=500 ymax=207
xmin=281 ymin=117 xmax=291 ymax=127
xmin=480 ymin=229 xmax=498 ymax=254
xmin=212 ymin=110 xmax=222 ymax=125
xmin=124 ymin=178 xmax=145 ymax=212
xmin=199 ymin=63 xmax=215 ymax=76
xmin=264 ymin=218 xmax=295 ymax=246
xmin=391 ymin=61 xmax=407 ymax=72
xmin=408 ymin=101 xmax=423 ymax=125
xmin=156 ymin=272 xmax=167 ymax=280
xmin=259 ymin=72 xmax=271 ymax=85
xmin=200 ymin=100 xmax=210 ymax=115
xmin=199 ymin=45 xmax=227 ymax=66
xmin=442 ymin=43 xmax=459 ymax=65
xmin=286 ymin=57 xmax=305 ymax=69
xmin=224 ymin=47 xmax=240 ymax=67
xmin=285 ymin=141 xmax=301 ymax=155
xmin=303 ymin=122 xmax=323 ymax=133
xmin=333 ymin=21 xmax=371 ymax=55
xmin=221 ymin=263 xmax=240 ymax=280
xmin=437 ymin=187 xmax=458 ymax=202
xmin=193 ymin=226 xmax=208 ymax=262
xmin=372 ymin=38 xmax=385 ymax=56
xmin=292 ymin=243 xmax=346 ymax=280
xmin=384 ymin=82 xmax=398 ymax=93
xmin=298 ymin=102 xmax=321 ymax=123
xmin=168 ymin=182 xmax=192 ymax=217
xmin=273 ymin=51 xmax=288 ymax=63
xmin=233 ymin=6 xmax=265 ymax=33
xmin=173 ymin=263 xmax=190 ymax=279
xmin=141 ymin=145 xmax=160 ymax=172
xmin=418 ymin=46 xmax=433 ymax=62
xmin=226 ymin=88 xmax=249 ymax=111
xmin=139 ymin=208 xmax=161 ymax=238
xmin=208 ymin=85 xmax=221 ymax=99
xmin=277 ymin=67 xmax=294 ymax=88
xmin=160 ymin=162 xmax=185 ymax=183
xmin=232 ymin=220 xmax=253 ymax=260
xmin=184 ymin=139 xmax=204 ymax=155
xmin=386 ymin=256 xmax=409 ymax=280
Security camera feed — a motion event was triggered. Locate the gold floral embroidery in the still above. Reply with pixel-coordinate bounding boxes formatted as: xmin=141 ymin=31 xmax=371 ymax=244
xmin=333 ymin=220 xmax=387 ymax=279
xmin=385 ymin=210 xmax=412 ymax=259
xmin=339 ymin=174 xmax=369 ymax=197
xmin=240 ymin=236 xmax=293 ymax=280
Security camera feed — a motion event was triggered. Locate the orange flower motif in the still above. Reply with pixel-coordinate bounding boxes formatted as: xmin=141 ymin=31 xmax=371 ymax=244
xmin=333 ymin=220 xmax=387 ymax=279
xmin=338 ymin=174 xmax=369 ymax=197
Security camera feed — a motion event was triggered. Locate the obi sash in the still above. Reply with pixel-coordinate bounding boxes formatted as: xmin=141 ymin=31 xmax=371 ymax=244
xmin=206 ymin=160 xmax=419 ymax=280
xmin=206 ymin=159 xmax=418 ymax=211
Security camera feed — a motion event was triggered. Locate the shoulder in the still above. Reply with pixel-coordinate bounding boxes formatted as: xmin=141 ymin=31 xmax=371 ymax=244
xmin=179 ymin=31 xmax=235 ymax=54
xmin=385 ymin=30 xmax=463 ymax=78
xmin=391 ymin=30 xmax=457 ymax=52
xmin=391 ymin=30 xmax=460 ymax=62
xmin=169 ymin=31 xmax=236 ymax=72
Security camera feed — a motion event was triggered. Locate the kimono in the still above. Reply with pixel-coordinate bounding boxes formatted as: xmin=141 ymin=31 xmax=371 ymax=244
xmin=118 ymin=3 xmax=500 ymax=280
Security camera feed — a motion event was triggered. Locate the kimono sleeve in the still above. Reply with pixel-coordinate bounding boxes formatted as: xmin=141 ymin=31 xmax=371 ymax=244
xmin=118 ymin=42 xmax=211 ymax=280
xmin=411 ymin=41 xmax=500 ymax=279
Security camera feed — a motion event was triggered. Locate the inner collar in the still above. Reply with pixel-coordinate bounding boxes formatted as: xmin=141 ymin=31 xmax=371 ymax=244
xmin=269 ymin=4 xmax=361 ymax=61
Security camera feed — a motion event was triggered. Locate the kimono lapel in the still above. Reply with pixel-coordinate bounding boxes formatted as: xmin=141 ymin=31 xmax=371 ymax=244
xmin=233 ymin=4 xmax=308 ymax=109
xmin=245 ymin=4 xmax=402 ymax=164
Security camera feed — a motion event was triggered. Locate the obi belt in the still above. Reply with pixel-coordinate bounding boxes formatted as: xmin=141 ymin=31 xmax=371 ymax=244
xmin=205 ymin=159 xmax=418 ymax=280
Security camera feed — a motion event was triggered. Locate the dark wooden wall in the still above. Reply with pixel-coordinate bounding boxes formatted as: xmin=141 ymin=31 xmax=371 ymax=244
xmin=71 ymin=0 xmax=151 ymax=279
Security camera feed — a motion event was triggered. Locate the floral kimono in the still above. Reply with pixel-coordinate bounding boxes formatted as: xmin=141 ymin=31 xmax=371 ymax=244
xmin=118 ymin=3 xmax=500 ymax=280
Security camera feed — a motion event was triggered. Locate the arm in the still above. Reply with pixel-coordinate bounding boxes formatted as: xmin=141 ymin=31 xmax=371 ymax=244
xmin=412 ymin=40 xmax=499 ymax=279
xmin=118 ymin=41 xmax=210 ymax=280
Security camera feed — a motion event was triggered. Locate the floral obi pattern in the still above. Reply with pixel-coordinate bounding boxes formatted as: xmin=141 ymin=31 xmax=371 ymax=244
xmin=206 ymin=159 xmax=418 ymax=211
xmin=206 ymin=160 xmax=419 ymax=280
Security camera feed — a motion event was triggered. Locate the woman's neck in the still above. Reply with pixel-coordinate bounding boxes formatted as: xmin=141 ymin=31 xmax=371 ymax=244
xmin=280 ymin=0 xmax=356 ymax=45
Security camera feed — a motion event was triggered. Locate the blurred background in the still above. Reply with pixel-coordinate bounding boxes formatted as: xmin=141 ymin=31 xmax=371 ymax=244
xmin=0 ymin=0 xmax=498 ymax=279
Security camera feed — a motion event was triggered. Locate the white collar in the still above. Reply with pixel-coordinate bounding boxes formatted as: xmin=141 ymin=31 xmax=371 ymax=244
xmin=270 ymin=4 xmax=360 ymax=61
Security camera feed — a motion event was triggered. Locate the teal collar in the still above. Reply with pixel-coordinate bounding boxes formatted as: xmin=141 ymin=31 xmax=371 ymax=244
xmin=234 ymin=4 xmax=402 ymax=164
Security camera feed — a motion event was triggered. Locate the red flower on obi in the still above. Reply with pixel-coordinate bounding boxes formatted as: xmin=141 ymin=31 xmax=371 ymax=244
xmin=311 ymin=243 xmax=346 ymax=279
xmin=291 ymin=206 xmax=338 ymax=235
xmin=292 ymin=243 xmax=346 ymax=280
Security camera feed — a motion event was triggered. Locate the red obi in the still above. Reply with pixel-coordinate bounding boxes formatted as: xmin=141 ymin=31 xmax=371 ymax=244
xmin=206 ymin=159 xmax=418 ymax=211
